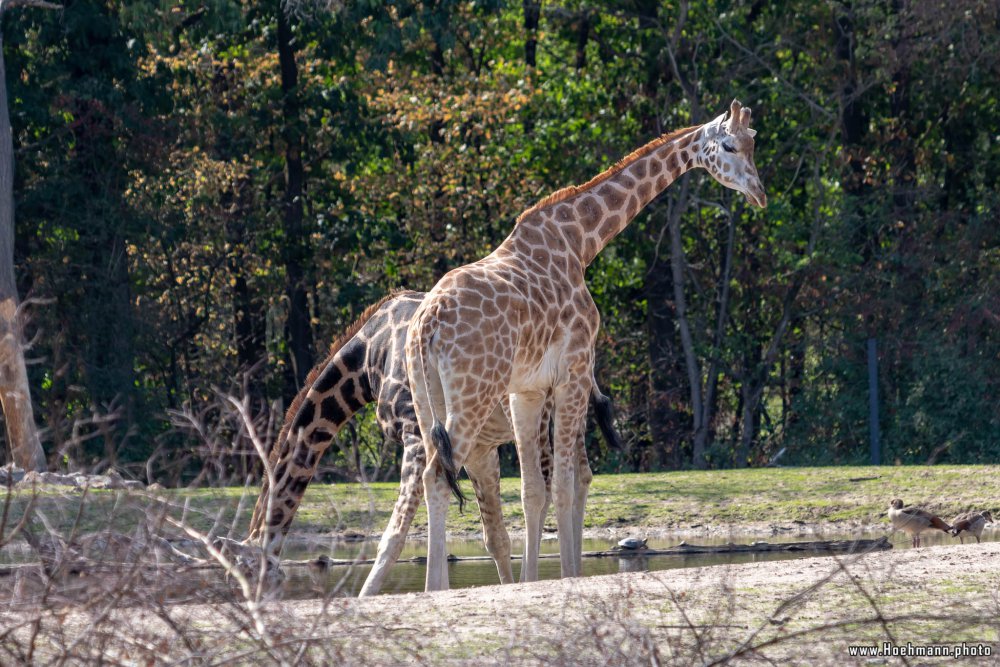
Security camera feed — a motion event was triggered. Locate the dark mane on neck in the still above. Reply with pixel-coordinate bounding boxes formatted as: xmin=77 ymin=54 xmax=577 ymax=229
xmin=516 ymin=125 xmax=699 ymax=223
xmin=273 ymin=288 xmax=417 ymax=451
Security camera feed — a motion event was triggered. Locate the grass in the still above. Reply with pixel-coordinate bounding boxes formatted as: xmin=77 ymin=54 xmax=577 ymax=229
xmin=4 ymin=464 xmax=997 ymax=542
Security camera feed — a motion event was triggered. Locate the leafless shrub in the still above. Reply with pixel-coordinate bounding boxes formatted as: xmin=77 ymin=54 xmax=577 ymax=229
xmin=3 ymin=381 xmax=998 ymax=664
xmin=2 ymin=479 xmax=997 ymax=666
xmin=52 ymin=397 xmax=130 ymax=474
xmin=0 ymin=468 xmax=408 ymax=664
xmin=154 ymin=367 xmax=281 ymax=487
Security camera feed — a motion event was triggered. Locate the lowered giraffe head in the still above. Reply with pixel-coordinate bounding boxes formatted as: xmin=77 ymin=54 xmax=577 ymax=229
xmin=698 ymin=99 xmax=767 ymax=208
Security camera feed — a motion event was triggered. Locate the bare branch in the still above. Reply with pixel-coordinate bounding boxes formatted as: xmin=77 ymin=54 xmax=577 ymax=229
xmin=1 ymin=0 xmax=62 ymax=15
xmin=714 ymin=18 xmax=835 ymax=121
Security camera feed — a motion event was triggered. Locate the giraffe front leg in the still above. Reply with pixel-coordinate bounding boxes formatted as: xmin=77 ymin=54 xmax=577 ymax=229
xmin=510 ymin=390 xmax=548 ymax=583
xmin=359 ymin=434 xmax=426 ymax=596
xmin=464 ymin=446 xmax=513 ymax=585
xmin=553 ymin=379 xmax=589 ymax=579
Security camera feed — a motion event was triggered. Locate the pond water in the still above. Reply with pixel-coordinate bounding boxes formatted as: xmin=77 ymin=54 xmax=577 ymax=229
xmin=277 ymin=527 xmax=999 ymax=598
xmin=2 ymin=528 xmax=995 ymax=601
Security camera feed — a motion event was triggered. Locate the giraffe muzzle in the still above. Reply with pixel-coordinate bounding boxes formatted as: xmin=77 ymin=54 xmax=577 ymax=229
xmin=745 ymin=185 xmax=767 ymax=209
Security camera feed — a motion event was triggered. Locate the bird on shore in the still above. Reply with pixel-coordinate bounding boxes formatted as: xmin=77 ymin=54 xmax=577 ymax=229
xmin=307 ymin=554 xmax=331 ymax=590
xmin=888 ymin=499 xmax=951 ymax=547
xmin=950 ymin=510 xmax=993 ymax=544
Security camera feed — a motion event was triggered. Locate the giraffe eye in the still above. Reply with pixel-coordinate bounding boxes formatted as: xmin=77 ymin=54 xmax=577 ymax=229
xmin=721 ymin=142 xmax=737 ymax=154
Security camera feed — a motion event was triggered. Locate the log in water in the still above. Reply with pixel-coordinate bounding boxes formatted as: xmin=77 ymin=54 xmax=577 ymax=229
xmin=0 ymin=536 xmax=892 ymax=575
xmin=278 ymin=535 xmax=892 ymax=568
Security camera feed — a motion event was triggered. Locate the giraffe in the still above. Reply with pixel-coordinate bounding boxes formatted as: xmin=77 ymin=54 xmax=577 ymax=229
xmin=241 ymin=289 xmax=619 ymax=595
xmin=407 ymin=99 xmax=767 ymax=591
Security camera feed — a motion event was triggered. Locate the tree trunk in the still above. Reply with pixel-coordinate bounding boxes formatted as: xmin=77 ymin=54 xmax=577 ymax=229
xmin=699 ymin=208 xmax=738 ymax=458
xmin=520 ymin=1 xmax=541 ymax=137
xmin=225 ymin=177 xmax=265 ymax=376
xmin=835 ymin=4 xmax=870 ymax=247
xmin=0 ymin=33 xmax=45 ymax=470
xmin=667 ymin=180 xmax=707 ymax=468
xmin=645 ymin=229 xmax=685 ymax=470
xmin=636 ymin=0 xmax=694 ymax=469
xmin=735 ymin=347 xmax=762 ymax=467
xmin=574 ymin=11 xmax=590 ymax=70
xmin=523 ymin=1 xmax=540 ymax=68
xmin=62 ymin=6 xmax=138 ymax=463
xmin=733 ymin=165 xmax=823 ymax=466
xmin=277 ymin=10 xmax=314 ymax=395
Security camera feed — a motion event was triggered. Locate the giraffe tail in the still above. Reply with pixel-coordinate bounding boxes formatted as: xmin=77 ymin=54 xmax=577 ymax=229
xmin=413 ymin=310 xmax=468 ymax=512
xmin=590 ymin=386 xmax=623 ymax=450
xmin=430 ymin=420 xmax=468 ymax=512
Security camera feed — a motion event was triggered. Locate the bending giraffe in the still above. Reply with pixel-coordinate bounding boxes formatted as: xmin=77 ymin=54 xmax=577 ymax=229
xmin=242 ymin=289 xmax=620 ymax=595
xmin=408 ymin=99 xmax=766 ymax=590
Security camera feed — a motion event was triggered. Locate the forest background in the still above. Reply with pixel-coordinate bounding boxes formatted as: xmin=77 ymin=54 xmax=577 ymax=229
xmin=1 ymin=0 xmax=997 ymax=485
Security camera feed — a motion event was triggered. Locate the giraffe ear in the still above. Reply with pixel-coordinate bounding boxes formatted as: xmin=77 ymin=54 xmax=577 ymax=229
xmin=746 ymin=128 xmax=757 ymax=138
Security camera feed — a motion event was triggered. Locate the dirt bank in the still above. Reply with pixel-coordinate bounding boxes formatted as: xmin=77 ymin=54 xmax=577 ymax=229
xmin=276 ymin=538 xmax=1000 ymax=664
xmin=7 ymin=539 xmax=998 ymax=665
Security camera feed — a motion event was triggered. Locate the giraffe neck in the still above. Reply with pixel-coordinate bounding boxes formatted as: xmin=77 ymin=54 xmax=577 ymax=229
xmin=247 ymin=335 xmax=378 ymax=547
xmin=511 ymin=124 xmax=706 ymax=267
xmin=245 ymin=291 xmax=424 ymax=554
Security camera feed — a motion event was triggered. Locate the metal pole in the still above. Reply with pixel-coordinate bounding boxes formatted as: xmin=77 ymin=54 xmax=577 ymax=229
xmin=867 ymin=337 xmax=880 ymax=465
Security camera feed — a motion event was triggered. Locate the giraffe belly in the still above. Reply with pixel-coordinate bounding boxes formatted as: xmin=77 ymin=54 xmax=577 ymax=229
xmin=508 ymin=345 xmax=566 ymax=394
xmin=478 ymin=403 xmax=514 ymax=445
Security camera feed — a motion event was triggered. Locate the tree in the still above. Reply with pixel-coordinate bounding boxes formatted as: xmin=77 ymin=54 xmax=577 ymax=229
xmin=0 ymin=0 xmax=60 ymax=471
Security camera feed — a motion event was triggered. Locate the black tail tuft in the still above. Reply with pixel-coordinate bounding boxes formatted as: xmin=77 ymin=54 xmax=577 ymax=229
xmin=591 ymin=390 xmax=623 ymax=450
xmin=431 ymin=420 xmax=467 ymax=513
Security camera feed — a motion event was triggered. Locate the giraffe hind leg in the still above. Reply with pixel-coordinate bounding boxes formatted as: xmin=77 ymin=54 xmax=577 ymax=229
xmin=465 ymin=446 xmax=513 ymax=585
xmin=421 ymin=412 xmax=490 ymax=591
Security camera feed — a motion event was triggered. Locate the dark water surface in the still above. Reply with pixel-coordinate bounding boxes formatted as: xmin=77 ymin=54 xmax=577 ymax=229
xmin=3 ymin=528 xmax=995 ymax=600
xmin=278 ymin=528 xmax=999 ymax=598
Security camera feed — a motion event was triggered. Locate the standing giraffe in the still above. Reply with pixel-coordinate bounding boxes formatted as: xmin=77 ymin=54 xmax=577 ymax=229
xmin=241 ymin=290 xmax=619 ymax=595
xmin=408 ymin=99 xmax=767 ymax=590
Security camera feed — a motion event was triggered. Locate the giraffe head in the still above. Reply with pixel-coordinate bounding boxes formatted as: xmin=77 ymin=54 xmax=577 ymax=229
xmin=699 ymin=99 xmax=767 ymax=208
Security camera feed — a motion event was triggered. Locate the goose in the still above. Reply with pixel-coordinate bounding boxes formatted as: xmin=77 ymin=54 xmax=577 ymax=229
xmin=887 ymin=499 xmax=950 ymax=547
xmin=950 ymin=510 xmax=993 ymax=544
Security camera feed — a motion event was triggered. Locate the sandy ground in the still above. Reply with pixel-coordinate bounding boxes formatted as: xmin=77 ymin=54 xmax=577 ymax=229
xmin=5 ymin=532 xmax=999 ymax=664
xmin=260 ymin=538 xmax=1000 ymax=664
